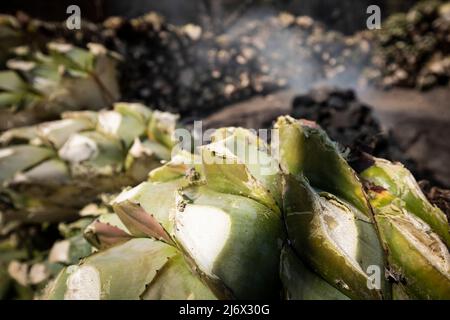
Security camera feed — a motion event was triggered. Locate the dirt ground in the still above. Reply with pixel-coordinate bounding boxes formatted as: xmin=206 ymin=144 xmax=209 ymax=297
xmin=359 ymin=87 xmax=450 ymax=187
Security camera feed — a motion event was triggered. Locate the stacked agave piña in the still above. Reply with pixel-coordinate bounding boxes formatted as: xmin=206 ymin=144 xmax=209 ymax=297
xmin=42 ymin=117 xmax=449 ymax=300
xmin=0 ymin=103 xmax=179 ymax=226
xmin=0 ymin=195 xmax=124 ymax=300
xmin=0 ymin=42 xmax=120 ymax=131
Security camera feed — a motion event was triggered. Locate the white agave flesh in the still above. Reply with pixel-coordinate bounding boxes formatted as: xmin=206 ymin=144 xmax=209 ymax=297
xmin=174 ymin=204 xmax=231 ymax=277
xmin=98 ymin=110 xmax=145 ymax=147
xmin=29 ymin=263 xmax=50 ymax=285
xmin=128 ymin=139 xmax=170 ymax=161
xmin=396 ymin=212 xmax=450 ymax=277
xmin=148 ymin=110 xmax=179 ymax=147
xmin=314 ymin=193 xmax=384 ymax=285
xmin=0 ymin=148 xmax=14 ymax=158
xmin=98 ymin=111 xmax=122 ymax=136
xmin=319 ymin=197 xmax=360 ymax=271
xmin=38 ymin=118 xmax=92 ymax=148
xmin=64 ymin=265 xmax=101 ymax=300
xmin=284 ymin=174 xmax=385 ymax=299
xmin=172 ymin=186 xmax=282 ymax=299
xmin=153 ymin=111 xmax=178 ymax=130
xmin=49 ymin=240 xmax=71 ymax=264
xmin=58 ymin=134 xmax=98 ymax=163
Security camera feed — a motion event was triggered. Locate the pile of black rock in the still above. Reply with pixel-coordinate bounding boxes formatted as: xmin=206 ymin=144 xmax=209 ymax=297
xmin=99 ymin=12 xmax=372 ymax=118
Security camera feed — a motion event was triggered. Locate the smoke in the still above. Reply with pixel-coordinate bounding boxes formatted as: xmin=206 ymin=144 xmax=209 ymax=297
xmin=217 ymin=7 xmax=372 ymax=94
